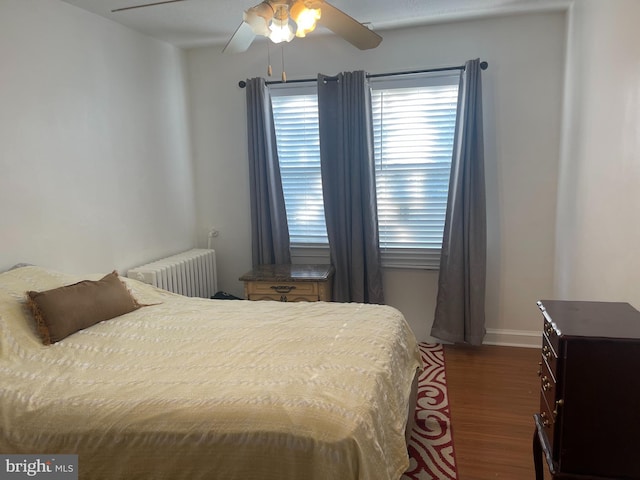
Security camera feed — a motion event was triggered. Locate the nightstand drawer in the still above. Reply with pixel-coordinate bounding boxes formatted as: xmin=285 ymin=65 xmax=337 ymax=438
xmin=248 ymin=292 xmax=319 ymax=302
xmin=249 ymin=281 xmax=318 ymax=296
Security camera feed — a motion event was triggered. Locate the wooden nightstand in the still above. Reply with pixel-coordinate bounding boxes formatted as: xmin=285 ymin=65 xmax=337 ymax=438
xmin=239 ymin=264 xmax=334 ymax=302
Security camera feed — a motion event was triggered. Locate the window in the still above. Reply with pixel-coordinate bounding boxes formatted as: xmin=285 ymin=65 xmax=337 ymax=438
xmin=271 ymin=84 xmax=327 ymax=246
xmin=371 ymin=74 xmax=459 ymax=268
xmin=270 ymin=72 xmax=460 ymax=269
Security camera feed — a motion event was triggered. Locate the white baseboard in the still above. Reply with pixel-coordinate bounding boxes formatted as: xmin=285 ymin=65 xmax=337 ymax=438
xmin=483 ymin=328 xmax=541 ymax=348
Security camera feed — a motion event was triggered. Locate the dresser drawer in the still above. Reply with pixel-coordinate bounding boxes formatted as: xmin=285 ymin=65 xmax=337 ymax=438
xmin=543 ymin=317 xmax=560 ymax=355
xmin=539 ymin=339 xmax=561 ymax=466
xmin=539 ymin=392 xmax=556 ymax=459
xmin=542 ymin=333 xmax=558 ymax=383
xmin=539 ymin=358 xmax=557 ymax=423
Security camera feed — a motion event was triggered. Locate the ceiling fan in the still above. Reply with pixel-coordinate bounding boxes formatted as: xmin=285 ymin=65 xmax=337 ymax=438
xmin=111 ymin=0 xmax=383 ymax=53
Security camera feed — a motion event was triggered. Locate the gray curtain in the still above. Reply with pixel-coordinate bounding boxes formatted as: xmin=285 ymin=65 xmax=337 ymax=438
xmin=245 ymin=77 xmax=291 ymax=266
xmin=430 ymin=59 xmax=486 ymax=345
xmin=317 ymin=71 xmax=384 ymax=304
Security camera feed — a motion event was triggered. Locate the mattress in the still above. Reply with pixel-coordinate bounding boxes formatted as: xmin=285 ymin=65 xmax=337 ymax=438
xmin=0 ymin=266 xmax=421 ymax=480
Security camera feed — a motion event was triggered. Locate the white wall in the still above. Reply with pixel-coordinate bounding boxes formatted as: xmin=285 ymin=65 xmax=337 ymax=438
xmin=555 ymin=0 xmax=640 ymax=306
xmin=187 ymin=11 xmax=566 ymax=344
xmin=0 ymin=0 xmax=196 ymax=274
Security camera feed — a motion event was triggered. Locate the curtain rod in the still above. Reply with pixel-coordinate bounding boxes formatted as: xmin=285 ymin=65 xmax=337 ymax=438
xmin=238 ymin=61 xmax=488 ymax=88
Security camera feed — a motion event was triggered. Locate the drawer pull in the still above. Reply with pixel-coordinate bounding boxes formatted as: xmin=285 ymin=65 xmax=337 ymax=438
xmin=271 ymin=285 xmax=297 ymax=294
xmin=542 ymin=345 xmax=552 ymax=359
xmin=541 ymin=411 xmax=550 ymax=427
xmin=542 ymin=376 xmax=552 ymax=391
xmin=553 ymin=399 xmax=564 ymax=417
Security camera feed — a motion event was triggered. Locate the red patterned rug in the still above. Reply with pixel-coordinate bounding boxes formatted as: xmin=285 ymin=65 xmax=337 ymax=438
xmin=402 ymin=343 xmax=458 ymax=480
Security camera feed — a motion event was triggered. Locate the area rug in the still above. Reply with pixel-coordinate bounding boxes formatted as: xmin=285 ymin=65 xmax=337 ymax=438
xmin=402 ymin=343 xmax=458 ymax=480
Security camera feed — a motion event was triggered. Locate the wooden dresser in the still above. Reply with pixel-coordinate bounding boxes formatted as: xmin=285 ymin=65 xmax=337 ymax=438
xmin=239 ymin=264 xmax=334 ymax=302
xmin=533 ymin=300 xmax=640 ymax=480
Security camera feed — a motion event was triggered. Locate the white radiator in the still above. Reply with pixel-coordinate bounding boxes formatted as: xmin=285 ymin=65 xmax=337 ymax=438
xmin=127 ymin=249 xmax=217 ymax=298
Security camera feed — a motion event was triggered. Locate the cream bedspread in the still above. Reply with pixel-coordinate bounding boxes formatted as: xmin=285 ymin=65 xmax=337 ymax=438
xmin=0 ymin=266 xmax=421 ymax=480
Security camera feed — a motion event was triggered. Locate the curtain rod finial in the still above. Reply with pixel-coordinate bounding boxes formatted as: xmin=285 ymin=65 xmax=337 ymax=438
xmin=239 ymin=80 xmax=247 ymax=88
xmin=480 ymin=61 xmax=488 ymax=70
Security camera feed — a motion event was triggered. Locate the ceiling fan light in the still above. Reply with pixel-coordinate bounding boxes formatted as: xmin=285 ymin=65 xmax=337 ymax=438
xmin=290 ymin=2 xmax=321 ymax=38
xmin=268 ymin=4 xmax=295 ymax=43
xmin=268 ymin=24 xmax=295 ymax=43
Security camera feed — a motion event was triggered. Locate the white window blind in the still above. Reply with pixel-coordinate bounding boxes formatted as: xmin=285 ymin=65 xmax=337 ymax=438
xmin=269 ymin=72 xmax=460 ymax=269
xmin=271 ymin=85 xmax=327 ymax=245
xmin=371 ymin=74 xmax=459 ymax=268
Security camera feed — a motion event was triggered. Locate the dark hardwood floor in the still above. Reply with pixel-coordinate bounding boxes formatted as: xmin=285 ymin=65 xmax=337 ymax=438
xmin=443 ymin=344 xmax=541 ymax=480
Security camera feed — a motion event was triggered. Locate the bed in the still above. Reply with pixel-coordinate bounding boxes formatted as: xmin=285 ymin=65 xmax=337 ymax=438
xmin=0 ymin=265 xmax=421 ymax=480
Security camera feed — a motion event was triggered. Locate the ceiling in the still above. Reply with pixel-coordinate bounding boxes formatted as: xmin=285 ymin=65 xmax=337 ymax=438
xmin=61 ymin=0 xmax=571 ymax=49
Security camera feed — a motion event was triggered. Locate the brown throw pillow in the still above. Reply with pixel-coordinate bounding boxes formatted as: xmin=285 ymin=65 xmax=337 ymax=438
xmin=26 ymin=271 xmax=142 ymax=345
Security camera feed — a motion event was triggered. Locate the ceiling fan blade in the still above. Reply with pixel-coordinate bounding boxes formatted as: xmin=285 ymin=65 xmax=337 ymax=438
xmin=317 ymin=2 xmax=382 ymax=50
xmin=111 ymin=0 xmax=186 ymax=13
xmin=222 ymin=22 xmax=256 ymax=54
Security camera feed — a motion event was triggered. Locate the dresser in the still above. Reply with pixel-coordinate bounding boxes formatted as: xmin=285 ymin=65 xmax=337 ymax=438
xmin=533 ymin=300 xmax=640 ymax=480
xmin=239 ymin=264 xmax=334 ymax=302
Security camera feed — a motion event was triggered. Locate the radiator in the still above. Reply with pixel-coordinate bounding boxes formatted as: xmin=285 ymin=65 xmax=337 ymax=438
xmin=127 ymin=249 xmax=217 ymax=298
